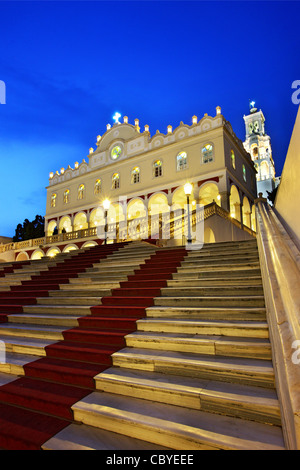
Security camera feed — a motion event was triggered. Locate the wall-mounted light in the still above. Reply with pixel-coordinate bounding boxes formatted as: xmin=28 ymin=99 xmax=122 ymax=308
xmin=192 ymin=115 xmax=197 ymax=125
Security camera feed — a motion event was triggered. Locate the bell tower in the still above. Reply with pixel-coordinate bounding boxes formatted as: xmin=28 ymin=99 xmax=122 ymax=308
xmin=243 ymin=101 xmax=277 ymax=198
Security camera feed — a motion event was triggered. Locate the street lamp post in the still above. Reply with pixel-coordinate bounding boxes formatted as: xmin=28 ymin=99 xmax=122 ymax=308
xmin=184 ymin=183 xmax=193 ymax=245
xmin=103 ymin=199 xmax=111 ymax=244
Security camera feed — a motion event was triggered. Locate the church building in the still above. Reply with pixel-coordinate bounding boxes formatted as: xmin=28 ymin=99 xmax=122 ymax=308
xmin=39 ymin=107 xmax=257 ymax=259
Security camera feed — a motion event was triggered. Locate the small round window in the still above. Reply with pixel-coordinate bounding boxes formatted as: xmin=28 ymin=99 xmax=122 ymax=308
xmin=111 ymin=146 xmax=122 ymax=160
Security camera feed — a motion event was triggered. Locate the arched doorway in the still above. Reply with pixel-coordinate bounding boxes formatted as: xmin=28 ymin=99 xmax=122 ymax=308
xmin=204 ymin=227 xmax=215 ymax=243
xmin=16 ymin=252 xmax=29 ymax=262
xmin=47 ymin=220 xmax=57 ymax=236
xmin=229 ymin=185 xmax=241 ymax=221
xmin=73 ymin=212 xmax=88 ymax=231
xmin=242 ymin=196 xmax=251 ymax=228
xmin=199 ymin=182 xmax=220 ymax=206
xmin=31 ymin=250 xmax=44 ymax=260
xmin=59 ymin=216 xmax=72 ymax=234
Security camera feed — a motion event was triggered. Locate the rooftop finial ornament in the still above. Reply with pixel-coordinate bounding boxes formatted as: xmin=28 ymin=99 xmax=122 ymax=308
xmin=249 ymin=100 xmax=257 ymax=113
xmin=113 ymin=112 xmax=121 ymax=124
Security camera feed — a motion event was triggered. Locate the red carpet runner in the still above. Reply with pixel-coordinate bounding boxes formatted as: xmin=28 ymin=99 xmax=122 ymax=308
xmin=0 ymin=244 xmax=186 ymax=450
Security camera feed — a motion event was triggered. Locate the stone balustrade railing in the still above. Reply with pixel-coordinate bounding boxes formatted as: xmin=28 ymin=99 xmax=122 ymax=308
xmin=255 ymin=196 xmax=300 ymax=450
xmin=0 ymin=202 xmax=256 ymax=254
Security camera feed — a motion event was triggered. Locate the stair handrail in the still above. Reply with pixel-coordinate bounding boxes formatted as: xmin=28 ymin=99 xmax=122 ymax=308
xmin=255 ymin=195 xmax=300 ymax=450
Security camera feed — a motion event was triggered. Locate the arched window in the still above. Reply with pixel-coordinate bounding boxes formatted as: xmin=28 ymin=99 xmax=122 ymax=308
xmin=112 ymin=173 xmax=120 ymax=189
xmin=153 ymin=160 xmax=162 ymax=177
xmin=231 ymin=150 xmax=236 ymax=169
xmin=63 ymin=189 xmax=70 ymax=204
xmin=202 ymin=144 xmax=214 ymax=164
xmin=78 ymin=184 xmax=85 ymax=200
xmin=260 ymin=161 xmax=269 ymax=180
xmin=94 ymin=179 xmax=101 ymax=195
xmin=252 ymin=146 xmax=259 ymax=160
xmin=242 ymin=164 xmax=247 ymax=182
xmin=176 ymin=151 xmax=187 ymax=171
xmin=131 ymin=167 xmax=140 ymax=184
xmin=51 ymin=193 xmax=57 ymax=207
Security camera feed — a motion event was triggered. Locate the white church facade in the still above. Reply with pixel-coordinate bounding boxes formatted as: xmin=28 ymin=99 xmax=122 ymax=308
xmin=1 ymin=106 xmax=258 ymax=262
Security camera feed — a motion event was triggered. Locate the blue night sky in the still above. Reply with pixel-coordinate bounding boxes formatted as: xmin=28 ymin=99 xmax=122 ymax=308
xmin=0 ymin=0 xmax=299 ymax=237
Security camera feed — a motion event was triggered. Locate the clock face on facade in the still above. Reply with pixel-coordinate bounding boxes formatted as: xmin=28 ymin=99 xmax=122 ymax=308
xmin=111 ymin=146 xmax=122 ymax=160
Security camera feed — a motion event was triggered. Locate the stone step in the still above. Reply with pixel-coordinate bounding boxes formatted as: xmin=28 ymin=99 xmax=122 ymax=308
xmin=36 ymin=297 xmax=102 ymax=306
xmin=0 ymin=334 xmax=54 ymax=356
xmin=111 ymin=348 xmax=275 ymax=388
xmin=136 ymin=318 xmax=269 ymax=338
xmin=69 ymin=276 xmax=128 ymax=284
xmin=124 ymin=332 xmax=271 ymax=360
xmin=185 ymin=247 xmax=258 ymax=258
xmin=181 ymin=254 xmax=259 ymax=265
xmin=85 ymin=262 xmax=144 ymax=272
xmin=72 ymin=391 xmax=284 ymax=450
xmin=160 ymin=286 xmax=264 ymax=297
xmin=0 ymin=280 xmax=23 ymax=286
xmin=0 ymin=351 xmax=42 ymax=375
xmin=8 ymin=314 xmax=80 ymax=327
xmin=50 ymin=288 xmax=112 ymax=297
xmin=146 ymin=306 xmax=267 ymax=321
xmin=78 ymin=268 xmax=136 ymax=276
xmin=177 ymin=262 xmax=260 ymax=272
xmin=3 ymin=274 xmax=34 ymax=281
xmin=167 ymin=277 xmax=262 ymax=287
xmin=154 ymin=296 xmax=265 ymax=308
xmin=42 ymin=422 xmax=170 ymax=450
xmin=94 ymin=367 xmax=281 ymax=425
xmin=23 ymin=305 xmax=92 ymax=315
xmin=0 ymin=322 xmax=65 ymax=340
xmin=172 ymin=268 xmax=262 ymax=279
xmin=59 ymin=282 xmax=121 ymax=290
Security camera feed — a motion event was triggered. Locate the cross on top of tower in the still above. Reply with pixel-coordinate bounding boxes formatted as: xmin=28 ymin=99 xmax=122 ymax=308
xmin=113 ymin=112 xmax=121 ymax=124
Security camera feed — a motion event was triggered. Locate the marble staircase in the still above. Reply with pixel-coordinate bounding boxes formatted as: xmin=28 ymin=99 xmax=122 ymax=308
xmin=0 ymin=240 xmax=286 ymax=450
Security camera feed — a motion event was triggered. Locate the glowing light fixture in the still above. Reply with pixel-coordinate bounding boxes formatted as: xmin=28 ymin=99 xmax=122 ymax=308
xmin=103 ymin=199 xmax=111 ymax=211
xmin=184 ymin=183 xmax=193 ymax=244
xmin=184 ymin=182 xmax=193 ymax=196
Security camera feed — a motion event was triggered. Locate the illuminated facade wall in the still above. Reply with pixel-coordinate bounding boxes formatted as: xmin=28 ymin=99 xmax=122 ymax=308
xmin=45 ymin=108 xmax=257 ymax=237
